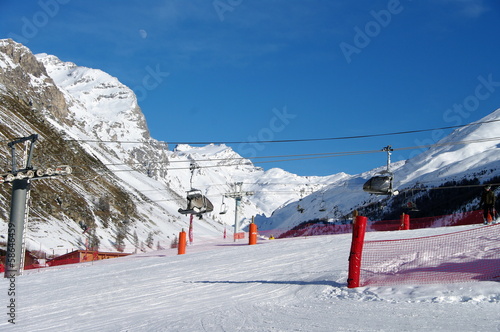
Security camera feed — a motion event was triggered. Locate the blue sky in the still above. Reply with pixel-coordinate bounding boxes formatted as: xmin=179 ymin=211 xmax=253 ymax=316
xmin=1 ymin=0 xmax=500 ymax=176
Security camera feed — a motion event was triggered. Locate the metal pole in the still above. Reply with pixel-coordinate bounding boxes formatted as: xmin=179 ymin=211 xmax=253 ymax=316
xmin=225 ymin=182 xmax=253 ymax=242
xmin=234 ymin=197 xmax=241 ymax=241
xmin=4 ymin=179 xmax=30 ymax=278
xmin=3 ymin=134 xmax=37 ymax=278
xmin=383 ymin=145 xmax=393 ymax=172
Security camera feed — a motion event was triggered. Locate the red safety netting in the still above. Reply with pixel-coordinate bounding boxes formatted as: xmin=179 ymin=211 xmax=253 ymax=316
xmin=369 ymin=210 xmax=484 ymax=232
xmin=271 ymin=210 xmax=484 ymax=239
xmin=275 ymin=223 xmax=353 ymax=238
xmin=360 ymin=223 xmax=500 ymax=286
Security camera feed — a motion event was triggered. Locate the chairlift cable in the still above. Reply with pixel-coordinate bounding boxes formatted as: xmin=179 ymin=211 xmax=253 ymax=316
xmin=60 ymin=135 xmax=500 ymax=172
xmin=15 ymin=136 xmax=500 ymax=179
xmin=61 ymin=118 xmax=500 ymax=145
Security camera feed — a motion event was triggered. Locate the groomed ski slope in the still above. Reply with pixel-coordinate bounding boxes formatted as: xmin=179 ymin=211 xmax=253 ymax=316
xmin=1 ymin=225 xmax=499 ymax=331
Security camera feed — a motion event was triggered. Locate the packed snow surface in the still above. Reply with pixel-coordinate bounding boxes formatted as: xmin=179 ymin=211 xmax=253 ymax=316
xmin=1 ymin=224 xmax=499 ymax=331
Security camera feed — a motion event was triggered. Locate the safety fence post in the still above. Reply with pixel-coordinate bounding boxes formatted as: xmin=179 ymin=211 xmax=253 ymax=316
xmin=178 ymin=230 xmax=187 ymax=255
xmin=403 ymin=213 xmax=410 ymax=230
xmin=347 ymin=215 xmax=367 ymax=288
xmin=399 ymin=213 xmax=410 ymax=230
xmin=249 ymin=222 xmax=257 ymax=245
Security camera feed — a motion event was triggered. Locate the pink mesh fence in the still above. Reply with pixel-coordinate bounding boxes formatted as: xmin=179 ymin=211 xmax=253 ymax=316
xmin=360 ymin=223 xmax=500 ymax=286
xmin=265 ymin=223 xmax=353 ymax=239
xmin=0 ymin=210 xmax=491 ymax=280
xmin=266 ymin=211 xmax=484 ymax=239
xmin=368 ymin=210 xmax=483 ymax=232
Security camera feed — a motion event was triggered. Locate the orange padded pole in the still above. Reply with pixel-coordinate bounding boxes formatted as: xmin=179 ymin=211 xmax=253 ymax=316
xmin=249 ymin=223 xmax=258 ymax=245
xmin=178 ymin=230 xmax=187 ymax=255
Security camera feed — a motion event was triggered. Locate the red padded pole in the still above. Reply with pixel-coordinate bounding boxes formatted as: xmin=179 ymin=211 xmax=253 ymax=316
xmin=399 ymin=213 xmax=410 ymax=230
xmin=347 ymin=216 xmax=367 ymax=288
xmin=403 ymin=214 xmax=410 ymax=230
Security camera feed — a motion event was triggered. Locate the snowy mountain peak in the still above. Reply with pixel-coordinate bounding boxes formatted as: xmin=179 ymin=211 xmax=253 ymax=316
xmin=174 ymin=143 xmax=233 ymax=155
xmin=35 ymin=51 xmax=150 ymax=143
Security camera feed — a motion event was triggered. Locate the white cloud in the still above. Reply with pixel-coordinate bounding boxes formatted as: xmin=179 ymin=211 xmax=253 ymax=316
xmin=442 ymin=0 xmax=489 ymax=18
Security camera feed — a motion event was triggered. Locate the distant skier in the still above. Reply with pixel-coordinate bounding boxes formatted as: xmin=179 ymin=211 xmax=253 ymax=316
xmin=480 ymin=185 xmax=496 ymax=225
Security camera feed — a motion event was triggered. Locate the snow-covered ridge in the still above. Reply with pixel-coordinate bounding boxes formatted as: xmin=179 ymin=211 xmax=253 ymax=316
xmin=35 ymin=52 xmax=149 ymax=143
xmin=257 ymin=111 xmax=500 ymax=231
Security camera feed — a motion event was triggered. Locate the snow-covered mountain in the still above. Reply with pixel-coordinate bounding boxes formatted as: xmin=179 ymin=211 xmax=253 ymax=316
xmin=258 ymin=111 xmax=500 ymax=233
xmin=0 ymin=39 xmax=337 ymax=255
xmin=1 ymin=38 xmax=499 ymax=256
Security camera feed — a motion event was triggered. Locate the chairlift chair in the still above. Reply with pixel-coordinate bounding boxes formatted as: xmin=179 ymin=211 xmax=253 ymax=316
xmin=403 ymin=190 xmax=419 ymax=211
xmin=406 ymin=201 xmax=419 ymax=211
xmin=297 ymin=188 xmax=306 ymax=213
xmin=178 ymin=188 xmax=214 ymax=216
xmin=363 ymin=172 xmax=394 ymax=195
xmin=363 ymin=146 xmax=399 ymax=196
xmin=219 ymin=196 xmax=228 ymax=215
xmin=318 ymin=191 xmax=327 ymax=212
xmin=319 ymin=200 xmax=326 ymax=212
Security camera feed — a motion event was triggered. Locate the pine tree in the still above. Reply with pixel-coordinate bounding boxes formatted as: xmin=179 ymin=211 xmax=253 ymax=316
xmin=146 ymin=232 xmax=154 ymax=249
xmin=114 ymin=222 xmax=128 ymax=252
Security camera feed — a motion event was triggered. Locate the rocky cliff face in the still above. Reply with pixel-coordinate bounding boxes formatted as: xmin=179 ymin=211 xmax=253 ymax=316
xmin=0 ymin=39 xmax=68 ymax=121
